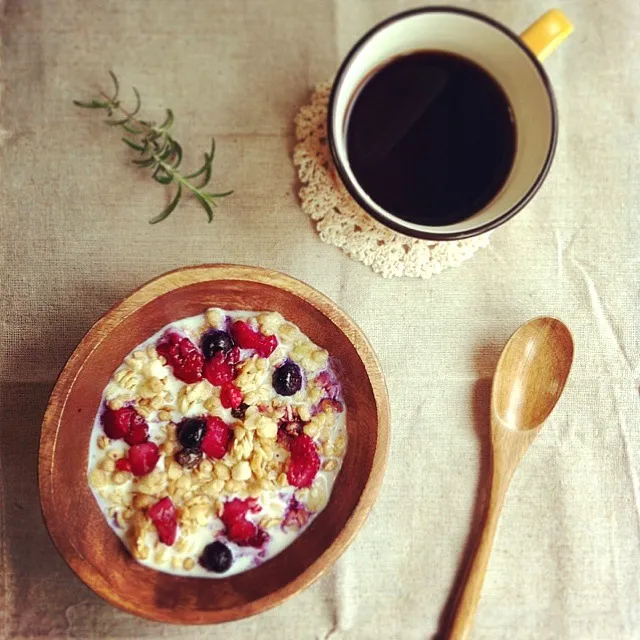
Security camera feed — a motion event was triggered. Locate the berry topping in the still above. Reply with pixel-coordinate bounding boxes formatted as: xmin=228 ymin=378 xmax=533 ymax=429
xmin=315 ymin=371 xmax=341 ymax=400
xmin=231 ymin=402 xmax=250 ymax=420
xmin=231 ymin=321 xmax=278 ymax=357
xmin=286 ymin=434 xmax=320 ymax=488
xmin=277 ymin=421 xmax=303 ymax=449
xmin=221 ymin=498 xmax=267 ymax=547
xmin=128 ymin=442 xmax=160 ymax=477
xmin=199 ymin=541 xmax=233 ymax=573
xmin=272 ymin=362 xmax=302 ymax=396
xmin=147 ymin=497 xmax=177 ymax=546
xmin=203 ymin=352 xmax=233 ymax=386
xmin=175 ymin=447 xmax=203 ymax=469
xmin=283 ymin=496 xmax=310 ymax=530
xmin=226 ymin=346 xmax=241 ymax=364
xmin=320 ymin=398 xmax=344 ymax=414
xmin=220 ymin=382 xmax=243 ymax=409
xmin=103 ymin=406 xmax=149 ymax=443
xmin=201 ymin=416 xmax=231 ymax=459
xmin=202 ymin=330 xmax=234 ymax=359
xmin=222 ymin=496 xmax=260 ymax=520
xmin=124 ymin=415 xmax=149 ymax=445
xmin=227 ymin=519 xmax=266 ymax=547
xmin=157 ymin=333 xmax=204 ymax=384
xmin=178 ymin=418 xmax=207 ymax=449
xmin=115 ymin=458 xmax=132 ymax=473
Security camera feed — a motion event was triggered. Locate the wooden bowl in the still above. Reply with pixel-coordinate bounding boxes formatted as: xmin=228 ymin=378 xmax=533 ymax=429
xmin=39 ymin=265 xmax=389 ymax=624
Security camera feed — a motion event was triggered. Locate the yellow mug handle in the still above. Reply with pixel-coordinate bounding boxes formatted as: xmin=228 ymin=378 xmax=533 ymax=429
xmin=521 ymin=9 xmax=574 ymax=61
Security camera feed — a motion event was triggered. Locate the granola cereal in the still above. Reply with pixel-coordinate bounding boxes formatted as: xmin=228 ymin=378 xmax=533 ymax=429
xmin=87 ymin=308 xmax=347 ymax=577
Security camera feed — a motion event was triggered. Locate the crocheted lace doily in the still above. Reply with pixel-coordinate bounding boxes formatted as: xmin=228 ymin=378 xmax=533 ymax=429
xmin=293 ymin=82 xmax=491 ymax=279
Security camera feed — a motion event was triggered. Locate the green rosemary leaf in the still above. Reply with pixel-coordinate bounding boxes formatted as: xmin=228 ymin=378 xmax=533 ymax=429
xmin=73 ymin=99 xmax=110 ymax=109
xmin=157 ymin=109 xmax=174 ymax=132
xmin=204 ymin=190 xmax=234 ymax=198
xmin=155 ymin=146 xmax=170 ymax=163
xmin=122 ymin=123 xmax=144 ymax=135
xmin=194 ymin=191 xmax=214 ymax=223
xmin=122 ymin=137 xmax=145 ymax=152
xmin=152 ymin=166 xmax=173 ymax=185
xmin=130 ymin=87 xmax=142 ymax=116
xmin=148 ymin=129 xmax=164 ymax=142
xmin=169 ymin=141 xmax=183 ymax=169
xmin=198 ymin=138 xmax=215 ymax=187
xmin=149 ymin=184 xmax=182 ymax=224
xmin=183 ymin=161 xmax=208 ymax=180
xmin=132 ymin=155 xmax=158 ymax=168
xmin=153 ymin=173 xmax=173 ymax=185
xmin=106 ymin=116 xmax=129 ymax=126
xmin=158 ymin=139 xmax=175 ymax=162
xmin=207 ymin=138 xmax=216 ymax=162
xmin=197 ymin=160 xmax=213 ymax=189
xmin=109 ymin=70 xmax=120 ymax=101
xmin=182 ymin=140 xmax=215 ymax=178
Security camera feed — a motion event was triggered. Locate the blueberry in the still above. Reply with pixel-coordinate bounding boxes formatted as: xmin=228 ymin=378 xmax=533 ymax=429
xmin=231 ymin=403 xmax=249 ymax=420
xmin=175 ymin=447 xmax=202 ymax=469
xmin=178 ymin=418 xmax=207 ymax=449
xmin=202 ymin=330 xmax=234 ymax=359
xmin=199 ymin=540 xmax=233 ymax=573
xmin=272 ymin=362 xmax=302 ymax=396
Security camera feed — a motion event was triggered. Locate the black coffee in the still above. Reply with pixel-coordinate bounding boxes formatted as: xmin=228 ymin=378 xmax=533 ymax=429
xmin=345 ymin=51 xmax=516 ymax=226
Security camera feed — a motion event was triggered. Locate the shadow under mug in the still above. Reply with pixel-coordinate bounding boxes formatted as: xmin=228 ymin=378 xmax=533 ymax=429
xmin=327 ymin=7 xmax=573 ymax=241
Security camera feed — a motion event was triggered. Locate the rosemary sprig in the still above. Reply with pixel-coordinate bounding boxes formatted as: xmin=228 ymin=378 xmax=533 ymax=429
xmin=74 ymin=71 xmax=232 ymax=223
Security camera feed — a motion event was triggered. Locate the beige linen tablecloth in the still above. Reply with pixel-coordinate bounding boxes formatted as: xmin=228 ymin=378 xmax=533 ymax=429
xmin=1 ymin=1 xmax=639 ymax=638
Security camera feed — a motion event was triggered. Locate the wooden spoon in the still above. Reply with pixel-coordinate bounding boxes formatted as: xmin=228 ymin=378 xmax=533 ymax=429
xmin=449 ymin=317 xmax=574 ymax=640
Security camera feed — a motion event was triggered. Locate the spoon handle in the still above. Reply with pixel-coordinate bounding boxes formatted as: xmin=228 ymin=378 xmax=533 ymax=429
xmin=448 ymin=469 xmax=509 ymax=640
xmin=448 ymin=428 xmax=536 ymax=640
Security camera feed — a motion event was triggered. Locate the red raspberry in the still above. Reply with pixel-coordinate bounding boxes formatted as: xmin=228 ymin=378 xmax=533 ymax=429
xmin=221 ymin=498 xmax=267 ymax=547
xmin=258 ymin=335 xmax=277 ymax=358
xmin=103 ymin=407 xmax=149 ymax=444
xmin=222 ymin=497 xmax=260 ymax=521
xmin=124 ymin=414 xmax=149 ymax=445
xmin=231 ymin=321 xmax=278 ymax=357
xmin=128 ymin=442 xmax=160 ymax=476
xmin=115 ymin=458 xmax=132 ymax=473
xmin=201 ymin=416 xmax=231 ymax=459
xmin=157 ymin=333 xmax=204 ymax=383
xmin=203 ymin=352 xmax=233 ymax=386
xmin=220 ymin=382 xmax=243 ymax=409
xmin=287 ymin=434 xmax=320 ymax=488
xmin=147 ymin=497 xmax=177 ymax=546
xmin=226 ymin=346 xmax=241 ymax=365
xmin=227 ymin=520 xmax=268 ymax=547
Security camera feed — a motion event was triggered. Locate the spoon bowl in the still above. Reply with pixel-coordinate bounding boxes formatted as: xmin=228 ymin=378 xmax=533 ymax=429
xmin=449 ymin=317 xmax=573 ymax=640
xmin=492 ymin=317 xmax=574 ymax=431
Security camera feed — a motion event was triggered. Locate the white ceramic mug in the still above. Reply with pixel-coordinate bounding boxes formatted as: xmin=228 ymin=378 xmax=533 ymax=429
xmin=328 ymin=7 xmax=573 ymax=240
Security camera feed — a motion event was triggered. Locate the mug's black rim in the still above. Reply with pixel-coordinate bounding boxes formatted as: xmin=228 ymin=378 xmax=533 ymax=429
xmin=327 ymin=5 xmax=559 ymax=241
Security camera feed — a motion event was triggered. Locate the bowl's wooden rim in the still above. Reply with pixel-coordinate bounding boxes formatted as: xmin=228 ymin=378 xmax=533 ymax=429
xmin=39 ymin=264 xmax=390 ymax=623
